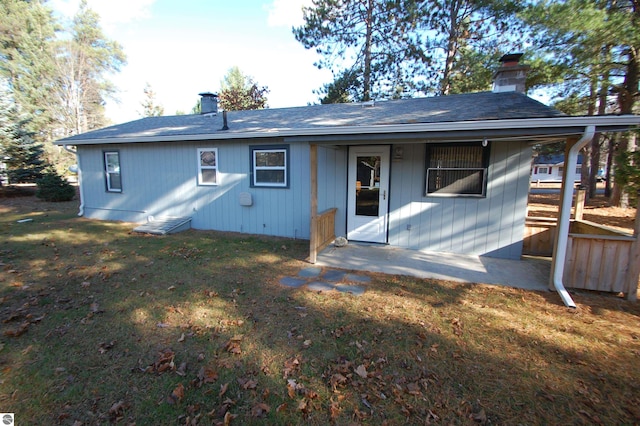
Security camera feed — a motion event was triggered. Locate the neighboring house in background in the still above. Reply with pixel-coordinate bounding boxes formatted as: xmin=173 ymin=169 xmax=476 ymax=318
xmin=55 ymin=54 xmax=640 ymax=262
xmin=531 ymin=154 xmax=584 ymax=183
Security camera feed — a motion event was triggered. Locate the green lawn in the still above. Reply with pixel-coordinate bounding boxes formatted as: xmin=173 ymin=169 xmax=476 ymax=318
xmin=1 ymin=196 xmax=639 ymax=425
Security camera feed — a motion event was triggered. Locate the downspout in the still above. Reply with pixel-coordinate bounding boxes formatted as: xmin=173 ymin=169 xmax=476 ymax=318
xmin=552 ymin=125 xmax=595 ymax=308
xmin=63 ymin=145 xmax=84 ymax=217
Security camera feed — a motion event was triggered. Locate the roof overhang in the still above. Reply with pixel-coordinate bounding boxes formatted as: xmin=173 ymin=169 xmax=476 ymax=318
xmin=55 ymin=115 xmax=640 ymax=146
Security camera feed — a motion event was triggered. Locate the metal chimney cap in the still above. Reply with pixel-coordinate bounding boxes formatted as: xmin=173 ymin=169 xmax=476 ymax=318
xmin=199 ymin=92 xmax=218 ymax=97
xmin=499 ymin=53 xmax=523 ymax=64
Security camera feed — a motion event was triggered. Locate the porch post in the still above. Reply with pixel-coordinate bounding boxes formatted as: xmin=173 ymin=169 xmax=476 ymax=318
xmin=309 ymin=143 xmax=318 ymax=263
xmin=549 ymin=137 xmax=578 ymax=290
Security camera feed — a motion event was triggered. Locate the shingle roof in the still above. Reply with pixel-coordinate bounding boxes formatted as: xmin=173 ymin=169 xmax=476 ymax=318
xmin=57 ymin=91 xmax=564 ymax=144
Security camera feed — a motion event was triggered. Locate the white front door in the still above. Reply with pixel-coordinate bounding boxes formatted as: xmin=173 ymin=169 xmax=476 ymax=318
xmin=347 ymin=146 xmax=390 ymax=243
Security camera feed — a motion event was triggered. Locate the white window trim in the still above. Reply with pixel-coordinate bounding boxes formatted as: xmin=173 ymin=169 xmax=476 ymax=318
xmin=197 ymin=148 xmax=219 ymax=186
xmin=252 ymin=148 xmax=287 ymax=187
xmin=104 ymin=151 xmax=122 ymax=193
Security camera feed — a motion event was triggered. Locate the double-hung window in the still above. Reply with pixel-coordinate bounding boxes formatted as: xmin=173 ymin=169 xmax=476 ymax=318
xmin=425 ymin=142 xmax=489 ymax=197
xmin=197 ymin=148 xmax=218 ymax=185
xmin=104 ymin=151 xmax=122 ymax=192
xmin=250 ymin=145 xmax=289 ymax=188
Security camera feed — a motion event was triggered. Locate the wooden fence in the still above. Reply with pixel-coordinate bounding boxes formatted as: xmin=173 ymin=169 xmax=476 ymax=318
xmin=523 ymin=192 xmax=639 ymax=300
xmin=309 ymin=208 xmax=337 ymax=264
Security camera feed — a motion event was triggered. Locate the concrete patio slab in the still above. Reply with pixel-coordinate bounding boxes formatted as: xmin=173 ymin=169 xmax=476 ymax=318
xmin=307 ymin=281 xmax=335 ymax=292
xmin=279 ymin=277 xmax=307 ymax=288
xmin=298 ymin=267 xmax=322 ymax=278
xmin=316 ymin=243 xmax=550 ymax=292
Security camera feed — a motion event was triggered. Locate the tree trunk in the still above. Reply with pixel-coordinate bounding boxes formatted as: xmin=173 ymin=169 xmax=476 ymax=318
xmin=440 ymin=1 xmax=460 ymax=96
xmin=605 ymin=134 xmax=615 ymax=198
xmin=362 ymin=0 xmax=374 ymax=101
xmin=589 ymin=59 xmax=610 ymax=198
xmin=611 ymin=47 xmax=638 ymax=207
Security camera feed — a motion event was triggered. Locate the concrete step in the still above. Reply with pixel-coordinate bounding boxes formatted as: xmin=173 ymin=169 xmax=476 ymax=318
xmin=133 ymin=217 xmax=191 ymax=235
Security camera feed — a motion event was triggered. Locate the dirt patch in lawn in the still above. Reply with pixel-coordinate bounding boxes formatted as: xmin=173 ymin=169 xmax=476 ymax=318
xmin=1 ymin=195 xmax=640 ymax=425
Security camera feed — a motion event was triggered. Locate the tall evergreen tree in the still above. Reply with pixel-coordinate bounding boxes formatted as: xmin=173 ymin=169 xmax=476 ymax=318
xmin=52 ymin=0 xmax=126 ymax=136
xmin=0 ymin=0 xmax=58 ymax=141
xmin=218 ymin=67 xmax=269 ymax=111
xmin=3 ymin=116 xmax=46 ymax=184
xmin=520 ymin=0 xmax=640 ymax=206
xmin=294 ymin=0 xmax=412 ymax=101
xmin=1 ymin=79 xmax=46 ymax=184
xmin=401 ymin=0 xmax=519 ymax=95
xmin=140 ymin=82 xmax=164 ymax=117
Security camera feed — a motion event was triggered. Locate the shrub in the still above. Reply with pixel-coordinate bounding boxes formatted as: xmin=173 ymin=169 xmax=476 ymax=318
xmin=36 ymin=170 xmax=75 ymax=202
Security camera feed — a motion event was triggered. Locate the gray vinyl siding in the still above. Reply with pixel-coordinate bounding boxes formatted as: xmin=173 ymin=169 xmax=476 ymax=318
xmin=316 ymin=145 xmax=347 ymax=237
xmin=387 ymin=141 xmax=531 ymax=259
xmin=78 ymin=138 xmax=530 ymax=259
xmin=78 ymin=140 xmax=311 ymax=239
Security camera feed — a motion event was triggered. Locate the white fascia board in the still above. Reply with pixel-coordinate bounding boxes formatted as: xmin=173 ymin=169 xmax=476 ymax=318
xmin=56 ymin=115 xmax=640 ymax=146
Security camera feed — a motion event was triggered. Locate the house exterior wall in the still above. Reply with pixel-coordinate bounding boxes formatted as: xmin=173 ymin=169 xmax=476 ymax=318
xmin=387 ymin=141 xmax=532 ymax=259
xmin=78 ymin=140 xmax=311 ymax=239
xmin=77 ymin=138 xmax=531 ymax=260
xmin=530 ymin=164 xmax=581 ymax=182
xmin=316 ymin=145 xmax=348 ymax=236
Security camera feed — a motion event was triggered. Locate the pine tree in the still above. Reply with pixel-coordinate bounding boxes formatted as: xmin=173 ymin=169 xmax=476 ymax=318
xmin=0 ymin=0 xmax=58 ymax=141
xmin=140 ymin=83 xmax=164 ymax=117
xmin=52 ymin=0 xmax=126 ymax=136
xmin=218 ymin=67 xmax=269 ymax=111
xmin=4 ymin=118 xmax=46 ymax=184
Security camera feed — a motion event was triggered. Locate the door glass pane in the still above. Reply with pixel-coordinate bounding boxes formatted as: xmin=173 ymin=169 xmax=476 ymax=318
xmin=355 ymin=156 xmax=380 ymax=216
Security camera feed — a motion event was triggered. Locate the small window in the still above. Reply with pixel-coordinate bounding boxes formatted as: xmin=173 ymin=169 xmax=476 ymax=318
xmin=538 ymin=167 xmax=548 ymax=174
xmin=198 ymin=148 xmax=218 ymax=185
xmin=250 ymin=145 xmax=289 ymax=188
xmin=104 ymin=151 xmax=121 ymax=192
xmin=576 ymin=167 xmax=581 ymax=174
xmin=425 ymin=142 xmax=489 ymax=197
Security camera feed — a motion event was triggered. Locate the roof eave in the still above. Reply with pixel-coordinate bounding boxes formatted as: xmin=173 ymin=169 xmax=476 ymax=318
xmin=55 ymin=115 xmax=640 ymax=146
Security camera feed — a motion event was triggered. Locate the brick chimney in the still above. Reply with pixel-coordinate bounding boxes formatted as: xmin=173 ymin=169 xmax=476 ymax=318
xmin=492 ymin=53 xmax=530 ymax=94
xmin=199 ymin=92 xmax=218 ymax=115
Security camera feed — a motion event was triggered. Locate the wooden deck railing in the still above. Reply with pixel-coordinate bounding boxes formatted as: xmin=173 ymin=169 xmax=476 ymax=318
xmin=523 ymin=190 xmax=639 ymax=300
xmin=309 ymin=208 xmax=337 ymax=264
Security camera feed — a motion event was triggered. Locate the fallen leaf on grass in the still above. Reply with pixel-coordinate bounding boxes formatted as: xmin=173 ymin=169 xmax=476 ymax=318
xmin=471 ymin=408 xmax=487 ymax=424
xmin=109 ymin=400 xmax=127 ymax=421
xmin=224 ymin=335 xmax=243 ymax=354
xmin=178 ymin=333 xmax=185 ymax=342
xmin=167 ymin=383 xmax=185 ymax=405
xmin=98 ymin=341 xmax=116 ymax=354
xmin=223 ymin=411 xmax=237 ymax=426
xmin=4 ymin=322 xmax=29 ymax=337
xmin=302 ymin=339 xmax=312 ymax=349
xmin=283 ymin=356 xmax=300 ymax=378
xmin=354 ymin=364 xmax=368 ymax=378
xmin=176 ymin=361 xmax=187 ymax=376
xmin=329 ymin=399 xmax=341 ymax=420
xmin=238 ymin=377 xmax=257 ymax=390
xmin=406 ymin=382 xmax=422 ymax=395
xmin=451 ymin=318 xmax=463 ymax=336
xmin=148 ymin=349 xmax=175 ymax=373
xmin=251 ymin=402 xmax=270 ymax=418
xmin=329 ymin=373 xmax=348 ymax=390
xmin=219 ymin=382 xmax=229 ymax=397
xmin=202 ymin=367 xmax=218 ymax=383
